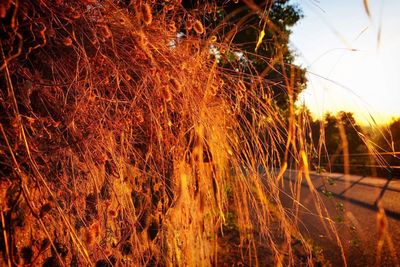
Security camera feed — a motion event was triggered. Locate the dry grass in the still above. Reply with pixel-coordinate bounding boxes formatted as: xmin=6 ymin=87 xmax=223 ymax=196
xmin=0 ymin=1 xmax=342 ymax=266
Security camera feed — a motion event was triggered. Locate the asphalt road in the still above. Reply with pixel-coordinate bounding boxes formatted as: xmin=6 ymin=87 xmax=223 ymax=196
xmin=281 ymin=170 xmax=400 ymax=266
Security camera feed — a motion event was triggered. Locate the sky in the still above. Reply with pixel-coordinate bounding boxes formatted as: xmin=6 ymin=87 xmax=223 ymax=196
xmin=289 ymin=0 xmax=400 ymax=125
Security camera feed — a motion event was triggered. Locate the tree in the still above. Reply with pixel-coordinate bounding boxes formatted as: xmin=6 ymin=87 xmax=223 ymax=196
xmin=376 ymin=118 xmax=400 ymax=177
xmin=314 ymin=112 xmax=365 ymax=156
xmin=310 ymin=112 xmax=367 ymax=173
xmin=381 ymin=118 xmax=400 ymax=152
xmin=336 ymin=111 xmax=365 ymax=154
xmin=183 ymin=0 xmax=307 ymax=112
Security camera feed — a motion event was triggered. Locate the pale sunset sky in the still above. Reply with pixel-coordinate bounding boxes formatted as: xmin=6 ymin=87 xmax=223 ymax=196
xmin=290 ymin=0 xmax=400 ymax=125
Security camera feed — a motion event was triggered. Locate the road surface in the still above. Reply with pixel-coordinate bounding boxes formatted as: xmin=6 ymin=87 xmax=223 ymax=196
xmin=281 ymin=170 xmax=400 ymax=266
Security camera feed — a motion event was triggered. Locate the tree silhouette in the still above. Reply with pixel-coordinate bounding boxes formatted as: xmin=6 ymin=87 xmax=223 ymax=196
xmin=183 ymin=0 xmax=306 ymax=112
xmin=385 ymin=119 xmax=400 ymax=152
xmin=309 ymin=111 xmax=368 ymax=173
xmin=377 ymin=118 xmax=400 ymax=177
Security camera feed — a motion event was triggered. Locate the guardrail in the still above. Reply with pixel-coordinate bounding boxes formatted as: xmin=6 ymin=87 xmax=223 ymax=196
xmin=316 ymin=151 xmax=400 ymax=178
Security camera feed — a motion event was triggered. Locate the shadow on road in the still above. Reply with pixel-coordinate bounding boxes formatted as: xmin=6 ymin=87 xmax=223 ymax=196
xmin=285 ymin=175 xmax=400 ymax=220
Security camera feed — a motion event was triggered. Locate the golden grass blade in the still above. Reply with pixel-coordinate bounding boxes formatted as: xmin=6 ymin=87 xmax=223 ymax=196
xmin=363 ymin=0 xmax=371 ymax=17
xmin=255 ymin=29 xmax=265 ymax=52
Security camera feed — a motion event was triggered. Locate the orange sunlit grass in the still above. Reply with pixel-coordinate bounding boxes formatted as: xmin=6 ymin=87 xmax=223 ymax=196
xmin=3 ymin=0 xmax=398 ymax=266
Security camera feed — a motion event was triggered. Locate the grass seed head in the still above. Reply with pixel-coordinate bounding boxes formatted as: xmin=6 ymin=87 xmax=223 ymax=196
xmin=100 ymin=25 xmax=112 ymax=39
xmin=71 ymin=10 xmax=81 ymax=19
xmin=209 ymin=35 xmax=217 ymax=43
xmin=164 ymin=4 xmax=175 ymax=11
xmin=62 ymin=37 xmax=73 ymax=46
xmin=193 ymin=20 xmax=205 ymax=34
xmin=161 ymin=86 xmax=173 ymax=102
xmin=141 ymin=3 xmax=153 ymax=25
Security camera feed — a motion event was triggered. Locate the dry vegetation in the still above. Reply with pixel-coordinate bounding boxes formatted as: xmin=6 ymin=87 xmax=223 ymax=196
xmin=0 ymin=0 xmax=342 ymax=266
